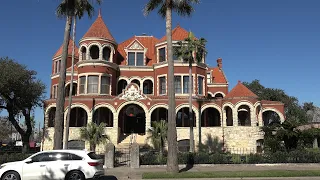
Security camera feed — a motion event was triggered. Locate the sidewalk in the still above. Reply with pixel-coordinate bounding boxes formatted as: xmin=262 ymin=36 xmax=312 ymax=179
xmin=104 ymin=164 xmax=320 ymax=180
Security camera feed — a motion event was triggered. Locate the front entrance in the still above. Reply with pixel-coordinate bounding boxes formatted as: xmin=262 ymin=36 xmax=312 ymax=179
xmin=118 ymin=104 xmax=146 ymax=135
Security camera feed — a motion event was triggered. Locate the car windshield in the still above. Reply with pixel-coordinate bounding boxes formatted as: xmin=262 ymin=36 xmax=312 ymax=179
xmin=87 ymin=152 xmax=101 ymax=160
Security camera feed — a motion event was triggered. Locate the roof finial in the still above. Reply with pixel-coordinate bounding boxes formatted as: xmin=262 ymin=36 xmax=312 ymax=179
xmin=238 ymin=80 xmax=241 ymax=83
xmin=98 ymin=8 xmax=102 ymax=17
xmin=177 ymin=22 xmax=180 ymax=27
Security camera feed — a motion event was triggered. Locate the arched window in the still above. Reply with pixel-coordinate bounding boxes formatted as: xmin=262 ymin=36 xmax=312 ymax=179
xmin=90 ymin=45 xmax=99 ymax=60
xmin=103 ymin=47 xmax=111 ymax=61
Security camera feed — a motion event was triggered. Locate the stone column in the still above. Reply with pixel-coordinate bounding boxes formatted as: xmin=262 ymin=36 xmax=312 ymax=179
xmin=233 ymin=107 xmax=238 ymax=127
xmin=104 ymin=143 xmax=115 ymax=168
xmin=313 ymin=138 xmax=318 ymax=149
xmin=130 ymin=143 xmax=140 ymax=168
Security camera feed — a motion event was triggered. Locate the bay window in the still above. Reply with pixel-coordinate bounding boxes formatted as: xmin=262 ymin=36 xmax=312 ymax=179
xmin=79 ymin=76 xmax=86 ymax=94
xmin=87 ymin=75 xmax=99 ymax=93
xmin=100 ymin=76 xmax=110 ymax=94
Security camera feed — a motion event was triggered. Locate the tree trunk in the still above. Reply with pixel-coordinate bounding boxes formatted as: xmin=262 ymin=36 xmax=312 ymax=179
xmin=22 ymin=135 xmax=30 ymax=153
xmin=189 ymin=60 xmax=195 ymax=153
xmin=90 ymin=143 xmax=96 ymax=152
xmin=54 ymin=15 xmax=72 ymax=150
xmin=165 ymin=2 xmax=179 ymax=173
xmin=63 ymin=16 xmax=77 ymax=150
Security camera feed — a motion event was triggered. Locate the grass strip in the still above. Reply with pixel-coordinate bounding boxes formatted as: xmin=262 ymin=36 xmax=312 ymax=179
xmin=142 ymin=170 xmax=320 ymax=179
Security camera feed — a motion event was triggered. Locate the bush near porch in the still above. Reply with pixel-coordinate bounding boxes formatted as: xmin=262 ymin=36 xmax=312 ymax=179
xmin=140 ymin=148 xmax=320 ymax=165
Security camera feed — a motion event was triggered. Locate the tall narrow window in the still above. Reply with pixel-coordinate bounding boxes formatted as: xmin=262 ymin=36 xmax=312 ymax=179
xmin=174 ymin=76 xmax=182 ymax=94
xmin=79 ymin=76 xmax=86 ymax=94
xmin=159 ymin=77 xmax=166 ymax=95
xmin=183 ymin=76 xmax=190 ymax=94
xmin=103 ymin=47 xmax=111 ymax=61
xmin=87 ymin=75 xmax=99 ymax=93
xmin=81 ymin=47 xmax=87 ymax=60
xmin=198 ymin=76 xmax=204 ymax=95
xmin=136 ymin=52 xmax=144 ymax=66
xmin=128 ymin=52 xmax=135 ymax=66
xmin=159 ymin=47 xmax=166 ymax=62
xmin=100 ymin=76 xmax=110 ymax=94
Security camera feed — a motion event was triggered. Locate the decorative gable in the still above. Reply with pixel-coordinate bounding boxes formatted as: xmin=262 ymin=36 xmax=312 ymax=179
xmin=126 ymin=39 xmax=145 ymax=50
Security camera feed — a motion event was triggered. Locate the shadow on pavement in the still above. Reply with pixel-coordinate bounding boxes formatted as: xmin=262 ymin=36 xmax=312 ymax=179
xmin=98 ymin=176 xmax=118 ymax=180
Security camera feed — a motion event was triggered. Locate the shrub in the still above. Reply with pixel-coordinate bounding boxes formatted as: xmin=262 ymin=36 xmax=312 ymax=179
xmin=0 ymin=153 xmax=31 ymax=165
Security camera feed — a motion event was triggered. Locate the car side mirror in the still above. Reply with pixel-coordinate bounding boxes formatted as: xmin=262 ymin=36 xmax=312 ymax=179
xmin=25 ymin=159 xmax=33 ymax=164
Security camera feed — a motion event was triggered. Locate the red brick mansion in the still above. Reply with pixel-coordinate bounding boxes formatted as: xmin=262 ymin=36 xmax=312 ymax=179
xmin=43 ymin=12 xmax=285 ymax=153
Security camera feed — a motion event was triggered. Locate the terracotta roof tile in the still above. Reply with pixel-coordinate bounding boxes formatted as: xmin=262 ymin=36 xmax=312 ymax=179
xmin=82 ymin=13 xmax=115 ymax=42
xmin=159 ymin=25 xmax=190 ymax=42
xmin=225 ymin=81 xmax=258 ymax=98
xmin=53 ymin=38 xmax=79 ymax=58
xmin=117 ymin=36 xmax=159 ymax=65
xmin=209 ymin=67 xmax=227 ymax=83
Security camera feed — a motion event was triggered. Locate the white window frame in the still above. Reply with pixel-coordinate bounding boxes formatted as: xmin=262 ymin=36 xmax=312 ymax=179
xmin=157 ymin=74 xmax=167 ymax=96
xmin=197 ymin=74 xmax=205 ymax=95
xmin=53 ymin=60 xmax=61 ymax=74
xmin=127 ymin=51 xmax=145 ymax=66
xmin=77 ymin=73 xmax=112 ymax=95
xmin=173 ymin=74 xmax=196 ymax=96
xmin=157 ymin=46 xmax=166 ymax=63
xmin=206 ymin=71 xmax=212 ymax=84
xmin=52 ymin=84 xmax=58 ymax=99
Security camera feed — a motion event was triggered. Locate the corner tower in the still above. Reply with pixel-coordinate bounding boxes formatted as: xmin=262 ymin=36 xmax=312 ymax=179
xmin=78 ymin=10 xmax=117 ymax=63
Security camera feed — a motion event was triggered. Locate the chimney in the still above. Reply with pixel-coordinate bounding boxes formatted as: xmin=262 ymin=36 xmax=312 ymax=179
xmin=217 ymin=57 xmax=222 ymax=69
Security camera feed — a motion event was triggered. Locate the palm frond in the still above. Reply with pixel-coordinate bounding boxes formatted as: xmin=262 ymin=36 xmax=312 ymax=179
xmin=143 ymin=0 xmax=163 ymax=16
xmin=56 ymin=0 xmax=100 ymax=19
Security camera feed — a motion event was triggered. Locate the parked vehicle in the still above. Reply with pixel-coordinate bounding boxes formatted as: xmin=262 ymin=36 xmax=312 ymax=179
xmin=0 ymin=149 xmax=104 ymax=180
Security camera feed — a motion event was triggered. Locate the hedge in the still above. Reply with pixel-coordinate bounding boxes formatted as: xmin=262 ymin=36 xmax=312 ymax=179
xmin=0 ymin=153 xmax=32 ymax=165
xmin=140 ymin=149 xmax=320 ymax=165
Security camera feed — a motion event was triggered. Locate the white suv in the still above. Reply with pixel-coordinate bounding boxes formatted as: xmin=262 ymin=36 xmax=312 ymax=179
xmin=0 ymin=149 xmax=104 ymax=180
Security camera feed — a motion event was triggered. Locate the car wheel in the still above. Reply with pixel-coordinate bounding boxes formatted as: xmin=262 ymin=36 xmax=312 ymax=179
xmin=65 ymin=170 xmax=85 ymax=180
xmin=2 ymin=171 xmax=21 ymax=180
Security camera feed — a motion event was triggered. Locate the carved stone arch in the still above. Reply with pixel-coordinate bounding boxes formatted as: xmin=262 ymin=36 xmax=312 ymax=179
xmin=213 ymin=91 xmax=226 ymax=98
xmin=129 ymin=77 xmax=142 ymax=88
xmin=79 ymin=44 xmax=88 ymax=61
xmin=222 ymin=102 xmax=235 ymax=109
xmin=93 ymin=103 xmax=116 ymax=114
xmin=142 ymin=77 xmax=154 ymax=95
xmin=142 ymin=77 xmax=154 ymax=84
xmin=201 ymin=103 xmax=222 ymax=114
xmin=117 ymin=77 xmax=129 ymax=95
xmin=235 ymin=100 xmax=255 ymax=110
xmin=102 ymin=43 xmax=115 ymax=62
xmin=262 ymin=108 xmax=285 ymax=123
xmin=65 ymin=80 xmax=78 ymax=87
xmin=45 ymin=103 xmax=57 ymax=115
xmin=88 ymin=42 xmax=102 ymax=60
xmin=149 ymin=103 xmax=169 ymax=115
xmin=201 ymin=103 xmax=222 ymax=127
xmin=116 ymin=101 xmax=149 ymax=117
xmin=207 ymin=92 xmax=214 ymax=98
xmin=176 ymin=103 xmax=199 ymax=123
xmin=64 ymin=103 xmax=91 ymax=118
xmin=118 ymin=77 xmax=130 ymax=84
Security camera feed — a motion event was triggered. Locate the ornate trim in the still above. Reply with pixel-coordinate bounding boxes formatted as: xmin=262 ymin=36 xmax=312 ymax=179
xmin=119 ymin=84 xmax=146 ymax=101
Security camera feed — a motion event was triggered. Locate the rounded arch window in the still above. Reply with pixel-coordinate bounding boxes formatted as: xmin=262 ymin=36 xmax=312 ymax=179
xmin=103 ymin=47 xmax=111 ymax=61
xmin=90 ymin=45 xmax=99 ymax=60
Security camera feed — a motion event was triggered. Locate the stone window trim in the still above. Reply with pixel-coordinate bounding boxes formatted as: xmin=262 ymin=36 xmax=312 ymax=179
xmin=53 ymin=59 xmax=61 ymax=74
xmin=79 ymin=42 xmax=115 ymax=62
xmin=51 ymin=84 xmax=58 ymax=99
xmin=213 ymin=91 xmax=226 ymax=98
xmin=77 ymin=73 xmax=112 ymax=95
xmin=156 ymin=45 xmax=167 ymax=63
xmin=173 ymin=73 xmax=196 ymax=96
xmin=157 ymin=74 xmax=167 ymax=96
xmin=197 ymin=74 xmax=205 ymax=95
xmin=142 ymin=77 xmax=154 ymax=95
xmin=206 ymin=70 xmax=212 ymax=84
xmin=124 ymin=39 xmax=148 ymax=66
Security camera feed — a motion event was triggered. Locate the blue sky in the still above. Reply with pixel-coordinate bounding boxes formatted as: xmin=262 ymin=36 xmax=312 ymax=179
xmin=0 ymin=0 xmax=319 ymax=126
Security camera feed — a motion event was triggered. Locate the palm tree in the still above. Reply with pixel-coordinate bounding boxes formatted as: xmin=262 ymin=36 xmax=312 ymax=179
xmin=144 ymin=0 xmax=200 ymax=173
xmin=54 ymin=0 xmax=101 ymax=150
xmin=80 ymin=122 xmax=109 ymax=152
xmin=148 ymin=120 xmax=168 ymax=156
xmin=175 ymin=32 xmax=207 ymax=153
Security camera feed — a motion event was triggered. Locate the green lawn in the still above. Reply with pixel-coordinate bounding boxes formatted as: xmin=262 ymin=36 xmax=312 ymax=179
xmin=142 ymin=170 xmax=320 ymax=179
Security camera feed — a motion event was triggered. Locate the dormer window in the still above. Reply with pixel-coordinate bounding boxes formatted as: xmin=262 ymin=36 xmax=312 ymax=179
xmin=158 ymin=47 xmax=166 ymax=62
xmin=128 ymin=52 xmax=144 ymax=66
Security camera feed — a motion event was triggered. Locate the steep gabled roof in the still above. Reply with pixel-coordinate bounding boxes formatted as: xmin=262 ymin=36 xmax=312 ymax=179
xmin=82 ymin=12 xmax=115 ymax=42
xmin=117 ymin=35 xmax=159 ymax=65
xmin=53 ymin=38 xmax=79 ymax=58
xmin=159 ymin=25 xmax=190 ymax=42
xmin=225 ymin=81 xmax=258 ymax=98
xmin=209 ymin=67 xmax=228 ymax=84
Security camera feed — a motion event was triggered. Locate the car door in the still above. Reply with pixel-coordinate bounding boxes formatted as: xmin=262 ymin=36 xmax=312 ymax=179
xmin=22 ymin=152 xmax=52 ymax=180
xmin=45 ymin=152 xmax=72 ymax=180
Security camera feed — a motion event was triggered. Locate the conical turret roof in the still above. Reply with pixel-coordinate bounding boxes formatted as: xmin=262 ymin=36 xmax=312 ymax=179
xmin=82 ymin=10 xmax=115 ymax=42
xmin=53 ymin=38 xmax=79 ymax=58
